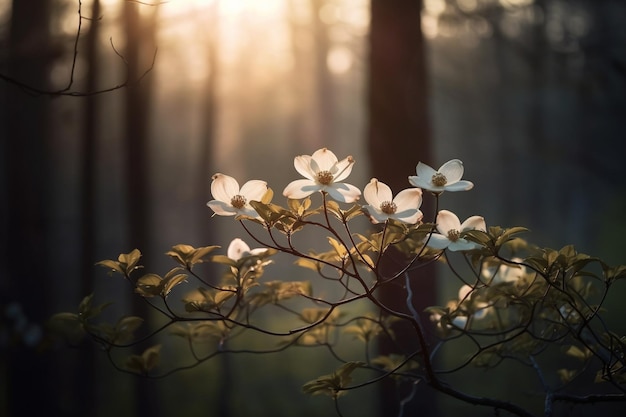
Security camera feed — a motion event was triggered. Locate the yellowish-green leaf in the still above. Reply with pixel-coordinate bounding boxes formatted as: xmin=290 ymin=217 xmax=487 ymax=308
xmin=95 ymin=259 xmax=124 ymax=276
xmin=302 ymin=361 xmax=364 ymax=399
xmin=371 ymin=354 xmax=419 ymax=375
xmin=564 ymin=345 xmax=592 ymax=361
xmin=114 ymin=316 xmax=143 ymax=343
xmin=118 ymin=249 xmax=142 ymax=275
xmin=327 ymin=237 xmax=347 ymax=258
xmin=261 ymin=187 xmax=274 ymax=204
xmin=189 ymin=245 xmax=220 ymax=266
xmin=557 ymin=368 xmax=577 ymax=384
xmin=295 ymin=257 xmax=321 ymax=272
xmin=135 ymin=273 xmax=163 ymax=298
xmin=126 ymin=345 xmax=161 ymax=374
xmin=162 ymin=273 xmax=188 ymax=297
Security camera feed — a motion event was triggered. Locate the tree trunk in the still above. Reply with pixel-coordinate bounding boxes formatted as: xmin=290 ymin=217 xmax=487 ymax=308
xmin=122 ymin=3 xmax=159 ymax=417
xmin=2 ymin=0 xmax=54 ymax=415
xmin=75 ymin=0 xmax=101 ymax=413
xmin=368 ymin=1 xmax=437 ymax=415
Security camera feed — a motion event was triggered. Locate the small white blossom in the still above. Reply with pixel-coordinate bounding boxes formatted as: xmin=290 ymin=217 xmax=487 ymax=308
xmin=482 ymin=257 xmax=526 ymax=284
xmin=227 ymin=238 xmax=268 ymax=261
xmin=362 ymin=178 xmax=423 ymax=224
xmin=427 ymin=210 xmax=486 ymax=251
xmin=207 ymin=173 xmax=268 ymax=218
xmin=408 ymin=159 xmax=473 ymax=194
xmin=282 ymin=148 xmax=361 ymax=203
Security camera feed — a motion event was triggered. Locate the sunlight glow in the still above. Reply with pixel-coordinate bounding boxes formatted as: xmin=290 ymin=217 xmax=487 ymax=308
xmin=327 ymin=46 xmax=353 ymax=74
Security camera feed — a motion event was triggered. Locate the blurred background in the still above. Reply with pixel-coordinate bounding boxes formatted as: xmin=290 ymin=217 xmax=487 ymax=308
xmin=1 ymin=0 xmax=625 ymax=416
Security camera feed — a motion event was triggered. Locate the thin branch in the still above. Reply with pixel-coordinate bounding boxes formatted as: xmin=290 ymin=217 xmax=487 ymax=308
xmin=0 ymin=0 xmax=158 ymax=97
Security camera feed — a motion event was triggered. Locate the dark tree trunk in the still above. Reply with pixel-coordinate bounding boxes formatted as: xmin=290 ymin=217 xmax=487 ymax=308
xmin=368 ymin=1 xmax=437 ymax=416
xmin=2 ymin=0 xmax=54 ymax=415
xmin=122 ymin=3 xmax=160 ymax=417
xmin=75 ymin=0 xmax=101 ymax=413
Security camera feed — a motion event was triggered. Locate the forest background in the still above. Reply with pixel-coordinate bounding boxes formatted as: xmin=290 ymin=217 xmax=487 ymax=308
xmin=1 ymin=0 xmax=625 ymax=416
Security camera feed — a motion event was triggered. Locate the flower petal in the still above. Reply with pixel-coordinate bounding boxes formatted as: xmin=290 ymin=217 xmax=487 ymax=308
xmin=393 ymin=188 xmax=423 ymax=212
xmin=452 ymin=316 xmax=468 ymax=329
xmin=311 ymin=148 xmax=338 ymax=171
xmin=408 ymin=175 xmax=430 ymax=190
xmin=394 ymin=209 xmax=423 ymax=224
xmin=211 ymin=173 xmax=239 ymax=202
xmin=227 ymin=238 xmax=250 ymax=261
xmin=448 ymin=239 xmax=480 ymax=252
xmin=460 ymin=215 xmax=486 ymax=232
xmin=333 ymin=156 xmax=355 ymax=182
xmin=239 ymin=206 xmax=262 ymax=219
xmin=364 ymin=207 xmax=389 ymax=224
xmin=426 ymin=234 xmax=451 ymax=250
xmin=326 ymin=183 xmax=361 ymax=203
xmin=283 ymin=179 xmax=319 ymax=199
xmin=207 ymin=200 xmax=237 ymax=216
xmin=363 ymin=178 xmax=391 ymax=207
xmin=436 ymin=210 xmax=461 ymax=234
xmin=439 ymin=159 xmax=464 ymax=184
xmin=415 ymin=162 xmax=436 ymax=179
xmin=294 ymin=155 xmax=315 ymax=180
xmin=240 ymin=180 xmax=268 ymax=201
xmin=444 ymin=180 xmax=474 ymax=192
xmin=458 ymin=285 xmax=472 ymax=301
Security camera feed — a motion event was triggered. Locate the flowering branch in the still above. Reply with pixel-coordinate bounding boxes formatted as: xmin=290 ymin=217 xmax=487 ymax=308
xmin=47 ymin=148 xmax=626 ymax=416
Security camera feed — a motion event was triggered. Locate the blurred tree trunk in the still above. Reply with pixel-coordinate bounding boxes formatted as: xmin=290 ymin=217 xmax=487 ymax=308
xmin=75 ymin=0 xmax=101 ymax=413
xmin=122 ymin=3 xmax=159 ymax=417
xmin=287 ymin=0 xmax=313 ymax=153
xmin=198 ymin=3 xmax=227 ymax=416
xmin=310 ymin=0 xmax=334 ymax=147
xmin=368 ymin=1 xmax=437 ymax=416
xmin=2 ymin=0 xmax=54 ymax=415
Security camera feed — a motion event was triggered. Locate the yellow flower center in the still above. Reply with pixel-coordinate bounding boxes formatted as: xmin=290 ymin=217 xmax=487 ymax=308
xmin=316 ymin=170 xmax=334 ymax=185
xmin=380 ymin=201 xmax=397 ymax=215
xmin=431 ymin=172 xmax=447 ymax=187
xmin=230 ymin=195 xmax=247 ymax=209
xmin=447 ymin=229 xmax=460 ymax=242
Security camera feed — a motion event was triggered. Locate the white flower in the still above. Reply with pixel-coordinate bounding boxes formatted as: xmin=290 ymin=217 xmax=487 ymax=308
xmin=227 ymin=238 xmax=268 ymax=261
xmin=408 ymin=159 xmax=473 ymax=194
xmin=481 ymin=257 xmax=526 ymax=284
xmin=207 ymin=173 xmax=268 ymax=218
xmin=457 ymin=285 xmax=489 ymax=319
xmin=362 ymin=178 xmax=423 ymax=224
xmin=282 ymin=148 xmax=361 ymax=203
xmin=427 ymin=210 xmax=486 ymax=251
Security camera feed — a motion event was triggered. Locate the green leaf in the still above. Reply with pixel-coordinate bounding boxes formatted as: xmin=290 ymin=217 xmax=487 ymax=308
xmin=557 ymin=369 xmax=577 ymax=384
xmin=125 ymin=345 xmax=161 ymax=374
xmin=564 ymin=345 xmax=592 ymax=361
xmin=302 ymin=362 xmax=364 ymax=398
xmin=166 ymin=244 xmax=220 ymax=268
xmin=295 ymin=257 xmax=321 ymax=272
xmin=261 ymin=280 xmax=312 ymax=303
xmin=210 ymin=254 xmax=237 ymax=266
xmin=249 ymin=200 xmax=286 ymax=224
xmin=77 ymin=294 xmax=111 ymax=321
xmin=118 ymin=249 xmax=142 ymax=275
xmin=496 ymin=226 xmax=529 ymax=245
xmin=189 ymin=245 xmax=220 ymax=266
xmin=47 ymin=312 xmax=85 ymax=344
xmin=606 ymin=264 xmax=626 ymax=282
xmin=327 ymin=237 xmax=347 ymax=258
xmin=371 ymin=354 xmax=419 ymax=376
xmin=95 ymin=259 xmax=124 ymax=276
xmin=135 ymin=273 xmax=163 ymax=297
xmin=114 ymin=316 xmax=143 ymax=343
xmin=161 ymin=273 xmax=188 ymax=297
